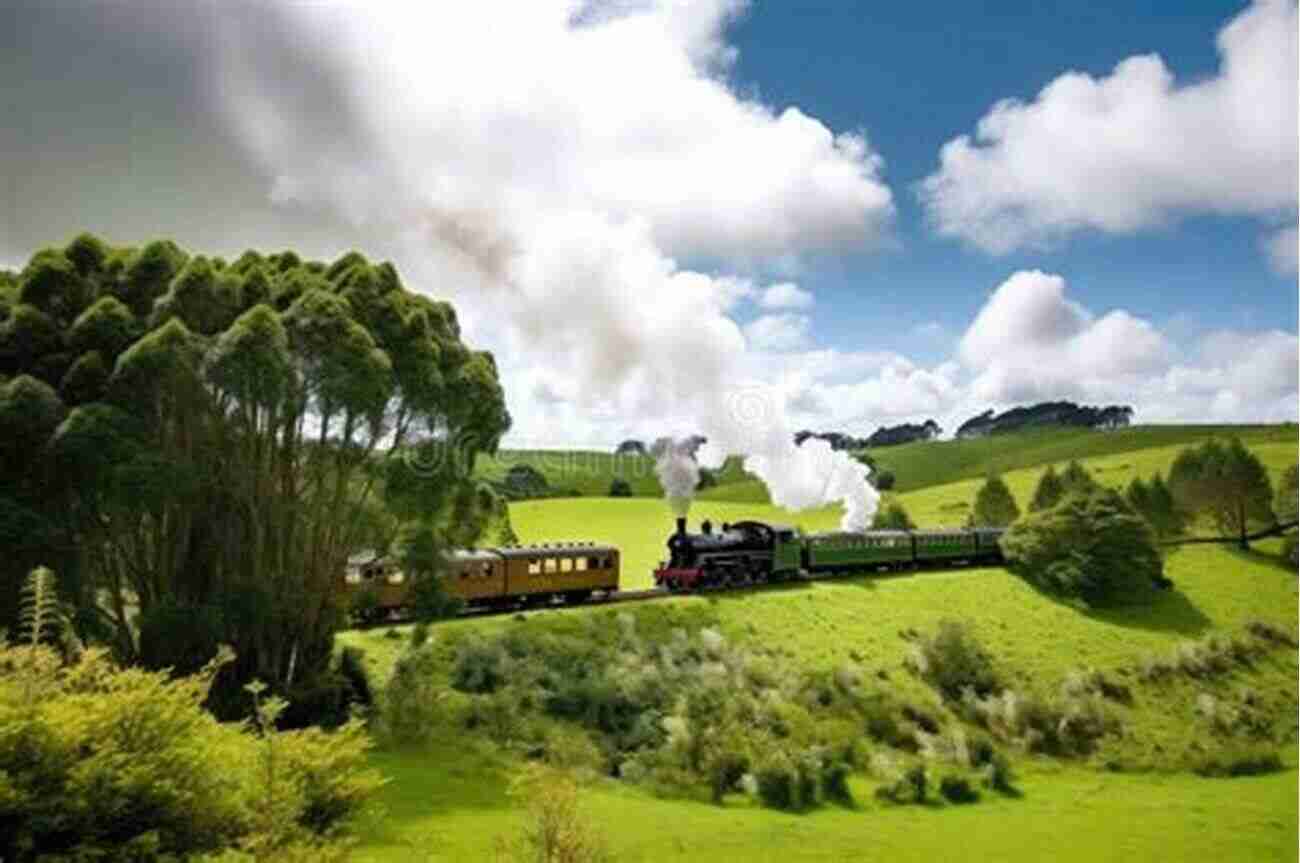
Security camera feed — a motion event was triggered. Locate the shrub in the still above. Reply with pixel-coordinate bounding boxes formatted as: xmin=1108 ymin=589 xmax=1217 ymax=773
xmin=451 ymin=637 xmax=509 ymax=693
xmin=982 ymin=752 xmax=1015 ymax=793
xmin=1000 ymin=488 xmax=1164 ymax=607
xmin=939 ymin=773 xmax=980 ymax=804
xmin=875 ymin=763 xmax=928 ymax=805
xmin=494 ymin=764 xmax=612 ymax=863
xmin=753 ymin=748 xmax=821 ymax=811
xmin=379 ymin=646 xmax=447 ymax=745
xmin=409 ymin=573 xmax=465 ymax=622
xmin=1192 ymin=743 xmax=1283 ymax=778
xmin=871 ymin=469 xmax=896 ymax=492
xmin=962 ymin=688 xmax=1118 ymax=757
xmin=608 ymin=478 xmax=633 ymax=497
xmin=820 ymin=759 xmax=854 ymax=806
xmin=906 ymin=620 xmax=1001 ymax=702
xmin=871 ymin=499 xmax=915 ymax=530
xmin=1244 ymin=619 xmax=1298 ymax=648
xmin=0 ymin=644 xmax=381 ymax=861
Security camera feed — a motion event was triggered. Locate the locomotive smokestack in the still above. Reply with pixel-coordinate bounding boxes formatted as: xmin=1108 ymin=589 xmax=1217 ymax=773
xmin=676 ymin=517 xmax=687 ymax=538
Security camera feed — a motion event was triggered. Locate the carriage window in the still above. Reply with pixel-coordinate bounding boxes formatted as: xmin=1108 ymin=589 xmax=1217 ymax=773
xmin=528 ymin=558 xmax=541 ymax=575
xmin=560 ymin=558 xmax=573 ymax=573
xmin=544 ymin=558 xmax=558 ymax=574
xmin=602 ymin=557 xmax=611 ymax=569
xmin=576 ymin=557 xmax=588 ymax=571
xmin=387 ymin=571 xmax=404 ymax=584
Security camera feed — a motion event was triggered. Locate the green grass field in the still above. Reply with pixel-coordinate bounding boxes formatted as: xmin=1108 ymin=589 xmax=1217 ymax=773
xmin=342 ymin=536 xmax=1299 ymax=862
xmin=340 ymin=426 xmax=1298 ymax=862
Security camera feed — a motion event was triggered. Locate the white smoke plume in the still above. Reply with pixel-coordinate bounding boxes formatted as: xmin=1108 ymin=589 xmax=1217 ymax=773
xmin=203 ymin=1 xmax=891 ymax=531
xmin=650 ymin=435 xmax=708 ymax=517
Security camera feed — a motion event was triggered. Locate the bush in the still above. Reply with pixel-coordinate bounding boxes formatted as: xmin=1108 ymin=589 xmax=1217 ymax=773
xmin=871 ymin=499 xmax=915 ymax=530
xmin=608 ymin=478 xmax=633 ymax=497
xmin=939 ymin=773 xmax=980 ymax=804
xmin=906 ymin=620 xmax=1001 ymax=702
xmin=1000 ymin=488 xmax=1164 ymax=607
xmin=0 ymin=644 xmax=382 ymax=861
xmin=875 ymin=763 xmax=927 ymax=805
xmin=451 ymin=637 xmax=508 ymax=693
xmin=871 ymin=469 xmax=896 ymax=491
xmin=494 ymin=764 xmax=612 ymax=863
xmin=1192 ymin=743 xmax=1283 ymax=777
xmin=379 ymin=646 xmax=447 ymax=745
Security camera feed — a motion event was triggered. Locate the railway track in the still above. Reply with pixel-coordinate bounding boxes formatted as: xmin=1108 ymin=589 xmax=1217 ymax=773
xmin=347 ymin=560 xmax=992 ymax=630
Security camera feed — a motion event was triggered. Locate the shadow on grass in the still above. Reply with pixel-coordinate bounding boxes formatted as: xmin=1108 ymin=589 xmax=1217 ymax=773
xmin=1222 ymin=545 xmax=1296 ymax=575
xmin=1084 ymin=587 xmax=1213 ymax=636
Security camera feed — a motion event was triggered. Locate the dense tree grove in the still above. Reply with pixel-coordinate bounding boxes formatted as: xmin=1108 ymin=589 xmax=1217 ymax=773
xmin=0 ymin=234 xmax=510 ymax=710
xmin=1001 ymin=488 xmax=1164 ymax=607
xmin=1168 ymin=439 xmax=1274 ymax=549
xmin=970 ymin=474 xmax=1020 ymax=527
xmin=865 ymin=419 xmax=941 ymax=448
xmin=956 ymin=402 xmax=1133 ymax=439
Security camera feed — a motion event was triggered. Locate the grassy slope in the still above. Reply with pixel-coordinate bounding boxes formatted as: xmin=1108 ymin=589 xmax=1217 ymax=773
xmin=867 ymin=424 xmax=1297 ymax=494
xmin=344 ymin=538 xmax=1299 ymax=862
xmin=510 ymin=438 xmax=1297 ymax=590
xmin=476 ymin=449 xmax=751 ymax=497
xmin=342 ymin=429 xmax=1299 ymax=862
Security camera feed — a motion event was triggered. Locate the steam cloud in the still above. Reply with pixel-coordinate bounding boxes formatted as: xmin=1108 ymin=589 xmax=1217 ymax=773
xmin=650 ymin=436 xmax=707 ymax=517
xmin=206 ymin=1 xmax=889 ymax=530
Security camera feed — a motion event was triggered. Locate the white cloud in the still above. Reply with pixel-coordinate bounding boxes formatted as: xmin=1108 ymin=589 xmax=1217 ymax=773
xmin=921 ymin=0 xmax=1298 ymax=254
xmin=745 ymin=313 xmax=811 ymax=351
xmin=759 ymin=282 xmax=814 ymax=309
xmin=1264 ymin=225 xmax=1298 ymax=275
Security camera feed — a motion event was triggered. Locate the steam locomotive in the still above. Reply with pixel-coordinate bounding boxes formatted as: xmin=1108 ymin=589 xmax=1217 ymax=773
xmin=654 ymin=516 xmax=1006 ymax=591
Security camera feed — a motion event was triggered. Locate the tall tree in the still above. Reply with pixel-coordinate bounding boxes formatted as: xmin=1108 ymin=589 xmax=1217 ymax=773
xmin=970 ymin=474 xmax=1020 ymax=527
xmin=1059 ymin=460 xmax=1097 ymax=497
xmin=1167 ymin=438 xmax=1274 ymax=549
xmin=2 ymin=235 xmax=510 ymax=707
xmin=1125 ymin=474 xmax=1186 ymax=541
xmin=1029 ymin=465 xmax=1065 ymax=512
xmin=1275 ymin=464 xmax=1298 ymax=567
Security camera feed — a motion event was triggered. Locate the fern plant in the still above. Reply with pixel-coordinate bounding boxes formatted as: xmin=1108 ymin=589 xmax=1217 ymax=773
xmin=17 ymin=566 xmax=66 ymax=647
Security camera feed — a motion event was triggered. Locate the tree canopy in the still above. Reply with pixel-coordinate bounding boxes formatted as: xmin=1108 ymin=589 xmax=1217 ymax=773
xmin=0 ymin=234 xmax=510 ymax=710
xmin=1001 ymin=488 xmax=1165 ymax=607
xmin=1167 ymin=438 xmax=1274 ymax=549
xmin=1124 ymin=473 xmax=1187 ymax=541
xmin=970 ymin=474 xmax=1020 ymax=527
xmin=871 ymin=500 xmax=916 ymax=531
xmin=1028 ymin=465 xmax=1065 ymax=513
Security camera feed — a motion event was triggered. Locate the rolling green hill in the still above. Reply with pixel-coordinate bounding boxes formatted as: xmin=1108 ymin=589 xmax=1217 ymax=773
xmin=867 ymin=423 xmax=1297 ymax=494
xmin=340 ymin=427 xmax=1299 ymax=863
xmin=483 ymin=425 xmax=1296 ymax=506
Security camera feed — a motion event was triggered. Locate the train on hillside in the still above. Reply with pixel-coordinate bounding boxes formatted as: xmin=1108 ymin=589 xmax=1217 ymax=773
xmin=339 ymin=517 xmax=1006 ymax=620
xmin=653 ymin=517 xmax=1006 ymax=591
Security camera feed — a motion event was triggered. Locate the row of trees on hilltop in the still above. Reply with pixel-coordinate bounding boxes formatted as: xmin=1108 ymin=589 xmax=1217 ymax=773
xmin=0 ymin=233 xmax=510 ymax=714
xmin=956 ymin=402 xmax=1133 ymax=438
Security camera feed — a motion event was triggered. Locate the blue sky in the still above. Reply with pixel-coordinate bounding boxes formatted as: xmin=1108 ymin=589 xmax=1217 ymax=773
xmin=721 ymin=1 xmax=1296 ymax=365
xmin=1 ymin=0 xmax=1296 ymax=446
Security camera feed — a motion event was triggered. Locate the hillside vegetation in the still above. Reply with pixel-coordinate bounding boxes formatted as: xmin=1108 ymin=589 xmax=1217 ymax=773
xmin=337 ymin=428 xmax=1298 ymax=862
xmin=481 ymin=425 xmax=1295 ymax=506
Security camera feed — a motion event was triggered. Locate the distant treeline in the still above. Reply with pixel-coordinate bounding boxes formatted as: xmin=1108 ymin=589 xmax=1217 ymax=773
xmin=956 ymin=402 xmax=1133 ymax=439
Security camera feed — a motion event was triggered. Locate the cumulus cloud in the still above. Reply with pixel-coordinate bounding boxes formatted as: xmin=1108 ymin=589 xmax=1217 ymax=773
xmin=759 ymin=282 xmax=814 ymax=309
xmin=921 ymin=0 xmax=1298 ymax=254
xmin=205 ymin=0 xmax=894 ymax=525
xmin=745 ymin=313 xmax=812 ymax=351
xmin=1264 ymin=225 xmax=1299 ymax=275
